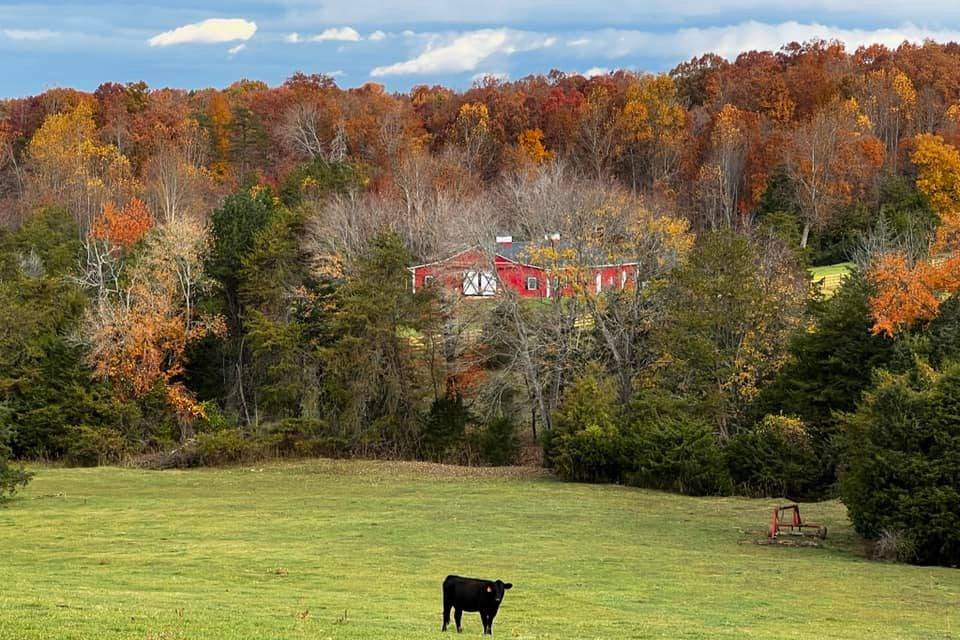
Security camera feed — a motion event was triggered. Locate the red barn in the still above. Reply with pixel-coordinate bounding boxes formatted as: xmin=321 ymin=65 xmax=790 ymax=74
xmin=409 ymin=236 xmax=638 ymax=299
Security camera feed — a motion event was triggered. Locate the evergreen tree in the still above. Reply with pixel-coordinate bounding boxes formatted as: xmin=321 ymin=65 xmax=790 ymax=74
xmin=324 ymin=232 xmax=436 ymax=454
xmin=0 ymin=208 xmax=131 ymax=460
xmin=656 ymin=231 xmax=804 ymax=439
xmin=841 ymin=363 xmax=960 ymax=566
xmin=755 ymin=270 xmax=896 ymax=490
xmin=199 ymin=187 xmax=283 ymax=421
xmin=240 ymin=206 xmax=333 ymax=420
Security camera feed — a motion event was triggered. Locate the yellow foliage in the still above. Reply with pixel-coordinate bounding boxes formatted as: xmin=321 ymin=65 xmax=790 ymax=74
xmin=27 ymin=102 xmax=134 ymax=225
xmin=516 ymin=128 xmax=554 ymax=165
xmin=912 ymin=134 xmax=960 ymax=239
xmin=892 ymin=71 xmax=917 ymax=107
xmin=455 ymin=102 xmax=490 ymax=140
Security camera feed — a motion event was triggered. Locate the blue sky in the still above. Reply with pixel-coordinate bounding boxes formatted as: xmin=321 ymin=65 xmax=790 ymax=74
xmin=4 ymin=1 xmax=960 ymax=97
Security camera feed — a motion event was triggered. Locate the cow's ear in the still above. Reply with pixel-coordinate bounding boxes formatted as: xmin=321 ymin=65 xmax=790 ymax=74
xmin=503 ymin=583 xmax=513 ymax=590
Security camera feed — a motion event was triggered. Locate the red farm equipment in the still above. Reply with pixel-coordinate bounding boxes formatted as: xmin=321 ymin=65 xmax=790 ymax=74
xmin=768 ymin=504 xmax=827 ymax=540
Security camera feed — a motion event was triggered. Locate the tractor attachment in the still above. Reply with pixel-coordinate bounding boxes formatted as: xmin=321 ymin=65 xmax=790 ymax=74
xmin=768 ymin=504 xmax=827 ymax=540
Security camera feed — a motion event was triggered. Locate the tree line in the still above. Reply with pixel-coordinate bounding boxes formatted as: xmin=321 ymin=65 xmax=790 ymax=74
xmin=1 ymin=39 xmax=959 ymax=566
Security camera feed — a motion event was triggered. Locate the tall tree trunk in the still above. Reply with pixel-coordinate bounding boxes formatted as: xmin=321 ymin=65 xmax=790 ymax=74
xmin=800 ymin=221 xmax=811 ymax=249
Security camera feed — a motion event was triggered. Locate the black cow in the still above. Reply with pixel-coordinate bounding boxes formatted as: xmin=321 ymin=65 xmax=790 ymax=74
xmin=442 ymin=575 xmax=513 ymax=635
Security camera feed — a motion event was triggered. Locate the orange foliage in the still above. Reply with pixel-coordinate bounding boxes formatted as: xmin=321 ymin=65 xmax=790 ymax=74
xmin=870 ymin=134 xmax=960 ymax=334
xmin=869 ymin=253 xmax=954 ymax=336
xmin=89 ymin=197 xmax=153 ymax=249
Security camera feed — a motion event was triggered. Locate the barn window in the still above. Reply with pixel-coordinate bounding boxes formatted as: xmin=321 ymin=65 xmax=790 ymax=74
xmin=526 ymin=276 xmax=538 ymax=291
xmin=423 ymin=275 xmax=435 ymax=287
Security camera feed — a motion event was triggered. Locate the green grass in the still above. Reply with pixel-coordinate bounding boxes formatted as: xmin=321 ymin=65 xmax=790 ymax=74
xmin=809 ymin=262 xmax=854 ymax=296
xmin=1 ymin=460 xmax=957 ymax=639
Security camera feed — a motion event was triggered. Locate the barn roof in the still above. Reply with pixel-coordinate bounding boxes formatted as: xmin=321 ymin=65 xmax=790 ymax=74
xmin=493 ymin=241 xmax=532 ymax=263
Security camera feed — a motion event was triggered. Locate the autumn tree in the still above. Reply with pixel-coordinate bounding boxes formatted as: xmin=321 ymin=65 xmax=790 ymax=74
xmin=514 ymin=128 xmax=554 ymax=167
xmin=587 ymin=205 xmax=694 ymax=403
xmin=574 ymin=85 xmax=621 ymax=180
xmin=89 ymin=197 xmax=153 ymax=249
xmin=695 ymin=104 xmax=756 ymax=230
xmin=83 ymin=216 xmax=222 ymax=439
xmin=785 ymin=99 xmax=885 ymax=248
xmin=451 ymin=102 xmax=497 ymax=178
xmin=657 ymin=231 xmax=806 ymax=439
xmin=26 ymin=102 xmax=135 ymax=229
xmin=869 ymin=133 xmax=960 ymax=335
xmin=0 ymin=120 xmax=25 ymax=206
xmin=205 ymin=92 xmax=233 ymax=176
xmin=856 ymin=69 xmax=917 ymax=171
xmin=143 ymin=121 xmax=217 ymax=224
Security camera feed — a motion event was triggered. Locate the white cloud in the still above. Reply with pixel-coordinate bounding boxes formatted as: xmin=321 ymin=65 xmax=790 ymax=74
xmin=227 ymin=43 xmax=246 ymax=56
xmin=328 ymin=69 xmax=346 ymax=77
xmin=569 ymin=21 xmax=960 ymax=61
xmin=368 ymin=30 xmax=387 ymax=41
xmin=149 ymin=18 xmax=257 ymax=47
xmin=312 ymin=27 xmax=361 ymax=42
xmin=583 ymin=66 xmax=610 ymax=77
xmin=2 ymin=29 xmax=58 ymax=41
xmin=371 ymin=28 xmax=554 ymax=76
xmin=568 ymin=38 xmax=590 ymax=46
xmin=472 ymin=71 xmax=510 ymax=83
xmin=264 ymin=1 xmax=960 ymax=28
xmin=285 ymin=26 xmax=365 ymax=43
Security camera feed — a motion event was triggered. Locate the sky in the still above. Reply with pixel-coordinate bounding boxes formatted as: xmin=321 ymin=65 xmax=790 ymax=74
xmin=4 ymin=1 xmax=960 ymax=97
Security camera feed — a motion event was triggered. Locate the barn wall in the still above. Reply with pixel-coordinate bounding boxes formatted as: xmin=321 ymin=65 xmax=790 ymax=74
xmin=412 ymin=247 xmax=635 ymax=298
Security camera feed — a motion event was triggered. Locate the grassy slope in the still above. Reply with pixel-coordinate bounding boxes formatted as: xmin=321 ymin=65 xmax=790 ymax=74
xmin=809 ymin=262 xmax=854 ymax=296
xmin=1 ymin=460 xmax=957 ymax=640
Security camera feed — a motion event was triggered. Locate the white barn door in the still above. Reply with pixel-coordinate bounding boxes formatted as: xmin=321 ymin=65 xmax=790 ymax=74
xmin=463 ymin=270 xmax=497 ymax=296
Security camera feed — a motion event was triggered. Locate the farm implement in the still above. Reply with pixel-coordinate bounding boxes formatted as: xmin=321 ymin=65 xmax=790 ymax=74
xmin=769 ymin=504 xmax=828 ymax=540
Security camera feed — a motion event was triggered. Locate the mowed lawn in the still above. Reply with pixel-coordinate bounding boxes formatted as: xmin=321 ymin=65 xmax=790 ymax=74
xmin=809 ymin=262 xmax=854 ymax=296
xmin=1 ymin=461 xmax=957 ymax=640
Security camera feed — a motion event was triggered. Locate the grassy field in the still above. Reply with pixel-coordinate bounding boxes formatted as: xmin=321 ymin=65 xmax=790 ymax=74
xmin=809 ymin=262 xmax=854 ymax=296
xmin=1 ymin=460 xmax=957 ymax=640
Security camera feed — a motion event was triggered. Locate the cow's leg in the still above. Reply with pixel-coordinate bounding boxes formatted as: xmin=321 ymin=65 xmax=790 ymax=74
xmin=454 ymin=608 xmax=463 ymax=633
xmin=479 ymin=612 xmax=490 ymax=635
xmin=442 ymin=600 xmax=451 ymax=631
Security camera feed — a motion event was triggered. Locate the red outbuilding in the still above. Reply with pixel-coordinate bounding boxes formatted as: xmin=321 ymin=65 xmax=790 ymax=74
xmin=409 ymin=236 xmax=638 ymax=299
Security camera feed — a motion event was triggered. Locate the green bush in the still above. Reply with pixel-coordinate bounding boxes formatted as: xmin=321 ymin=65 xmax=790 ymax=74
xmin=548 ymin=375 xmax=730 ymax=495
xmin=0 ymin=462 xmax=31 ymax=500
xmin=726 ymin=415 xmax=819 ymax=498
xmin=265 ymin=418 xmax=350 ymax=458
xmin=0 ymin=419 xmax=32 ymax=500
xmin=475 ymin=416 xmax=520 ymax=466
xmin=840 ymin=364 xmax=960 ymax=566
xmin=546 ymin=370 xmax=622 ymax=481
xmin=66 ymin=426 xmax=128 ymax=467
xmin=551 ymin=424 xmax=625 ymax=482
xmin=420 ymin=395 xmax=470 ymax=461
xmin=194 ymin=430 xmax=258 ymax=466
xmin=626 ymin=411 xmax=731 ymax=496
